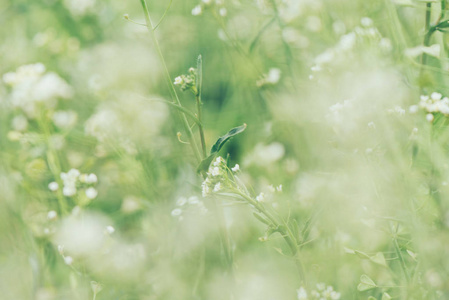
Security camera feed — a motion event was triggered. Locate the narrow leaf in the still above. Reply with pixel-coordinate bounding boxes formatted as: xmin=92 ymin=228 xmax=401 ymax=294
xmin=370 ymin=252 xmax=387 ymax=267
xmin=211 ymin=124 xmax=247 ymax=154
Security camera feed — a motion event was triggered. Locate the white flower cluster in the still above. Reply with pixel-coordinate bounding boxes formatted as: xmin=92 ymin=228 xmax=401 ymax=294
xmin=171 ymin=196 xmax=208 ymax=221
xmin=313 ymin=17 xmax=390 ymax=69
xmin=418 ymin=92 xmax=449 ymax=118
xmin=297 ymin=283 xmax=341 ymax=300
xmin=201 ymin=157 xmax=240 ymax=197
xmin=49 ymin=169 xmax=98 ymax=198
xmin=192 ymin=0 xmax=226 ymax=17
xmin=2 ymin=63 xmax=73 ymax=118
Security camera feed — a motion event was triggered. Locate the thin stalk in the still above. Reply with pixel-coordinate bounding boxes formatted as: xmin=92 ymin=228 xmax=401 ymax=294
xmin=139 ymin=0 xmax=202 ymax=163
xmin=392 ymin=224 xmax=411 ymax=285
xmin=196 ymin=94 xmax=207 ymax=157
xmin=37 ymin=110 xmax=68 ymax=214
xmin=196 ymin=55 xmax=207 ymax=158
xmin=421 ymin=3 xmax=433 ymax=70
xmin=235 ymin=191 xmax=306 ymax=284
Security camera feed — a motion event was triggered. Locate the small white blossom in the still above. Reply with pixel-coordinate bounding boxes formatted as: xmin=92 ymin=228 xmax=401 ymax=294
xmin=174 ymin=76 xmax=183 ymax=85
xmin=409 ymin=105 xmax=419 ymax=114
xmin=361 ymin=17 xmax=373 ymax=27
xmin=297 ymin=287 xmax=308 ymax=300
xmin=191 ymin=5 xmax=202 ymax=16
xmin=85 ymin=187 xmax=98 ymax=199
xmin=64 ymin=256 xmax=73 ymax=265
xmin=219 ymin=8 xmax=227 ymax=17
xmin=368 ymin=121 xmax=376 ymax=129
xmin=213 ymin=182 xmax=222 ymax=192
xmin=105 ymin=225 xmax=115 ymax=234
xmin=47 ymin=210 xmax=57 ymax=220
xmin=427 ymin=113 xmax=434 ymax=122
xmin=276 ymin=184 xmax=283 ymax=192
xmin=176 ymin=197 xmax=187 ymax=206
xmin=63 ymin=185 xmax=77 ymax=197
xmin=231 ymin=164 xmax=240 ymax=172
xmin=48 ymin=181 xmax=59 ymax=191
xmin=211 ymin=167 xmax=221 ymax=176
xmin=256 ymin=192 xmax=265 ymax=202
xmin=171 ymin=208 xmax=182 ymax=216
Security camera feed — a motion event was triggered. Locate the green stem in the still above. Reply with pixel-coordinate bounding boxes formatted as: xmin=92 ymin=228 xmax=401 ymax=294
xmin=139 ymin=0 xmax=202 ymax=163
xmin=37 ymin=110 xmax=68 ymax=214
xmin=421 ymin=3 xmax=433 ymax=72
xmin=196 ymin=94 xmax=207 ymax=158
xmin=235 ymin=191 xmax=306 ymax=284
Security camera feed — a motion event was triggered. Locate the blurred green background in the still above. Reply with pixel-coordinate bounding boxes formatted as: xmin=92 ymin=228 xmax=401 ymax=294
xmin=1 ymin=0 xmax=449 ymax=299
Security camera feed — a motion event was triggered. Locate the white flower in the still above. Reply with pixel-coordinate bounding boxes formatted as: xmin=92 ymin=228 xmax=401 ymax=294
xmin=64 ymin=256 xmax=73 ymax=265
xmin=47 ymin=210 xmax=57 ymax=220
xmin=211 ymin=167 xmax=221 ymax=176
xmin=191 ymin=5 xmax=202 ymax=16
xmin=276 ymin=184 xmax=283 ymax=192
xmin=171 ymin=208 xmax=182 ymax=216
xmin=213 ymin=182 xmax=222 ymax=192
xmin=368 ymin=121 xmax=376 ymax=129
xmin=176 ymin=197 xmax=187 ymax=206
xmin=409 ymin=105 xmax=419 ymax=114
xmin=231 ymin=164 xmax=240 ymax=172
xmin=86 ymin=173 xmax=98 ymax=184
xmin=52 ymin=110 xmax=77 ymax=129
xmin=63 ymin=186 xmax=77 ymax=197
xmin=85 ymin=187 xmax=98 ymax=199
xmin=188 ymin=196 xmax=200 ymax=204
xmin=48 ymin=181 xmax=59 ymax=191
xmin=297 ymin=287 xmax=308 ymax=300
xmin=219 ymin=8 xmax=227 ymax=17
xmin=431 ymin=92 xmax=442 ymax=101
xmin=256 ymin=192 xmax=265 ymax=202
xmin=105 ymin=225 xmax=115 ymax=234
xmin=174 ymin=76 xmax=183 ymax=85
xmin=361 ymin=17 xmax=373 ymax=27
xmin=267 ymin=68 xmax=281 ymax=84
xmin=202 ymin=181 xmax=210 ymax=197
xmin=330 ymin=291 xmax=341 ymax=300
xmin=426 ymin=113 xmax=434 ymax=122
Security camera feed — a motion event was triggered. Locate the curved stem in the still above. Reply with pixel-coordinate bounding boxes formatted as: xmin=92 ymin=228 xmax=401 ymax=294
xmin=139 ymin=0 xmax=202 ymax=163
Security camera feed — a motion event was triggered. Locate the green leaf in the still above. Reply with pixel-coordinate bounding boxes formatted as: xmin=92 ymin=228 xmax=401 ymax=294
xmin=367 ymin=297 xmax=377 ymax=300
xmin=370 ymin=252 xmax=387 ymax=267
xmin=210 ymin=124 xmax=247 ymax=154
xmin=196 ymin=154 xmax=215 ymax=176
xmin=253 ymin=212 xmax=270 ymax=225
xmin=435 ymin=19 xmax=449 ymax=30
xmin=382 ymin=293 xmax=392 ymax=300
xmin=354 ymin=250 xmax=371 ymax=259
xmin=357 ymin=274 xmax=377 ymax=291
xmin=196 ymin=124 xmax=247 ymax=175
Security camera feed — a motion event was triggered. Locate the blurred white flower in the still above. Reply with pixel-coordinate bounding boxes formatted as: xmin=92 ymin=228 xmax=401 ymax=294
xmin=105 ymin=226 xmax=115 ymax=234
xmin=52 ymin=110 xmax=77 ymax=129
xmin=47 ymin=210 xmax=57 ymax=220
xmin=64 ymin=256 xmax=73 ymax=265
xmin=85 ymin=187 xmax=98 ymax=199
xmin=231 ymin=164 xmax=240 ymax=172
xmin=11 ymin=115 xmax=28 ymax=131
xmin=192 ymin=5 xmax=202 ymax=16
xmin=48 ymin=181 xmax=59 ymax=191
xmin=171 ymin=208 xmax=182 ymax=216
